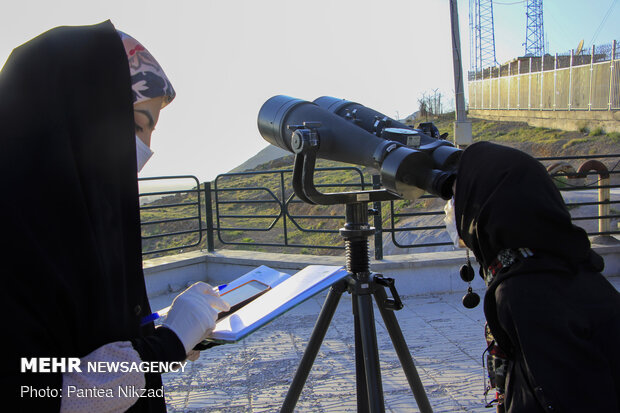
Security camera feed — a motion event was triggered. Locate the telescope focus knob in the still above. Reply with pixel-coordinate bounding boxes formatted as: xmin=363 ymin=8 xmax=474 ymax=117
xmin=373 ymin=116 xmax=392 ymax=137
xmin=290 ymin=122 xmax=321 ymax=154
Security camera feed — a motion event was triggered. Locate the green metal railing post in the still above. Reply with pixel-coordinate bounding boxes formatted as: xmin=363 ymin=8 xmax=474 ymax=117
xmin=204 ymin=181 xmax=215 ymax=252
xmin=280 ymin=172 xmax=289 ymax=246
xmin=372 ymin=175 xmax=383 ymax=260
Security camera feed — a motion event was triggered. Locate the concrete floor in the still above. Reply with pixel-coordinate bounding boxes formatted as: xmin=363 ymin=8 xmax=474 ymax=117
xmin=151 ymin=276 xmax=620 ymax=413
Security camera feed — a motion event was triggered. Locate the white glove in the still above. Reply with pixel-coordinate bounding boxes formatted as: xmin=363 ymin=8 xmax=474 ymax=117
xmin=163 ymin=282 xmax=230 ymax=354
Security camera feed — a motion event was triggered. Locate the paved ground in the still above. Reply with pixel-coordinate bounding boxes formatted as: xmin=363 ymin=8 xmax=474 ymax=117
xmin=150 ymin=277 xmax=620 ymax=413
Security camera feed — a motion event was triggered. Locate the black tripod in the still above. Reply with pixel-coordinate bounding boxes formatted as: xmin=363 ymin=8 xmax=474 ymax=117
xmin=280 ymin=132 xmax=434 ymax=412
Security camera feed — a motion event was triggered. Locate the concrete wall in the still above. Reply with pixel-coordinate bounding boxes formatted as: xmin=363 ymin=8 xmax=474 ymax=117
xmin=470 ymin=108 xmax=620 ymax=133
xmin=142 ymin=242 xmax=620 ymax=298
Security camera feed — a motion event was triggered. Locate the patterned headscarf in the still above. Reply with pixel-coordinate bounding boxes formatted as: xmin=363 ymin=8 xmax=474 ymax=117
xmin=117 ymin=31 xmax=176 ymax=107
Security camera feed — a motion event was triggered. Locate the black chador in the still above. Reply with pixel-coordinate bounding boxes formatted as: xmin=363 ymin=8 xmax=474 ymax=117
xmin=454 ymin=142 xmax=620 ymax=412
xmin=0 ymin=21 xmax=184 ymax=412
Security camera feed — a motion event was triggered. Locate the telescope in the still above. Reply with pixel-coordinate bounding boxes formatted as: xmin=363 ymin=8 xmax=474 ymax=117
xmin=257 ymin=95 xmax=453 ymax=412
xmin=257 ymin=95 xmax=460 ymax=201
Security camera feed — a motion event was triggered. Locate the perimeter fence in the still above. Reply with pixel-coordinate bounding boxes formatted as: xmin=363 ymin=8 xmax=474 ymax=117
xmin=468 ymin=40 xmax=620 ymax=111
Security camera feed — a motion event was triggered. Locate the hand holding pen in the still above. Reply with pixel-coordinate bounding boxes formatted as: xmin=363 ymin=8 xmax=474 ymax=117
xmin=148 ymin=282 xmax=230 ymax=355
xmin=141 ymin=283 xmax=227 ymax=326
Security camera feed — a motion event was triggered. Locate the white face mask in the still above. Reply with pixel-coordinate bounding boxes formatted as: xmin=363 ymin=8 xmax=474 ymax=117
xmin=136 ymin=135 xmax=154 ymax=173
xmin=444 ymin=197 xmax=464 ymax=249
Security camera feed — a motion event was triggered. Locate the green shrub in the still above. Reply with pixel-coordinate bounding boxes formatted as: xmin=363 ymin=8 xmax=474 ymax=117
xmin=607 ymin=131 xmax=620 ymax=142
xmin=578 ymin=123 xmax=589 ymax=134
xmin=562 ymin=138 xmax=589 ymax=149
xmin=589 ymin=127 xmax=604 ymax=136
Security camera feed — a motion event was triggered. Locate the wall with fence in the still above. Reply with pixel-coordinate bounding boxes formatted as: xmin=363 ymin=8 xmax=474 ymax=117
xmin=467 ymin=40 xmax=620 ymax=131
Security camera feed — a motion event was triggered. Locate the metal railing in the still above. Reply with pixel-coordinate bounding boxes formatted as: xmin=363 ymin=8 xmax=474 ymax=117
xmin=139 ymin=154 xmax=620 ymax=258
xmin=541 ymin=154 xmax=620 ymax=236
xmin=138 ymin=175 xmax=203 ymax=256
xmin=212 ymin=167 xmax=368 ymax=251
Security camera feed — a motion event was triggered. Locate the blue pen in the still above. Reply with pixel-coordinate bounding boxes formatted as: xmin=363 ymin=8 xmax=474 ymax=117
xmin=140 ymin=284 xmax=227 ymax=326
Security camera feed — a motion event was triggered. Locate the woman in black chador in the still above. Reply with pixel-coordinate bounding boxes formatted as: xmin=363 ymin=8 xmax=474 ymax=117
xmin=0 ymin=22 xmax=228 ymax=412
xmin=449 ymin=141 xmax=620 ymax=412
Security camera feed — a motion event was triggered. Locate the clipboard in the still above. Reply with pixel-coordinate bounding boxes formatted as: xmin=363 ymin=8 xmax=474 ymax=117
xmin=208 ymin=265 xmax=347 ymax=343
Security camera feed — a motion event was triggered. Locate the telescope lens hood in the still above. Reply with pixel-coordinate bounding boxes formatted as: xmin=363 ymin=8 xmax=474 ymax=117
xmin=258 ymin=95 xmax=310 ymax=153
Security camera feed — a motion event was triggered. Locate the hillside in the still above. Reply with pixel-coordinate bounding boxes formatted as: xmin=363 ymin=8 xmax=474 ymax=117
xmin=140 ymin=116 xmax=620 ymax=258
xmin=435 ymin=114 xmax=620 ymax=159
xmin=229 ymin=145 xmax=290 ymax=173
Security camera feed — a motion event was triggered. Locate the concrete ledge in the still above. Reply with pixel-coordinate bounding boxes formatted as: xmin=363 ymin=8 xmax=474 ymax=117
xmin=142 ymin=243 xmax=620 ymax=298
xmin=470 ymin=109 xmax=620 ymax=133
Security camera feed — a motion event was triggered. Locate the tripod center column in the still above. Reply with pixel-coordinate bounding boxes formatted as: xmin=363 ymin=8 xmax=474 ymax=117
xmin=341 ymin=202 xmax=375 ymax=276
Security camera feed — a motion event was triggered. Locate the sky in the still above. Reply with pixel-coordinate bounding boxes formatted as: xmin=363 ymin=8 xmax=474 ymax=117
xmin=1 ymin=0 xmax=619 ymax=182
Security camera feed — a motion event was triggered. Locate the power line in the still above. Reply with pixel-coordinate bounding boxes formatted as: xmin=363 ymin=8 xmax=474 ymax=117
xmin=494 ymin=0 xmax=527 ymax=5
xmin=589 ymin=0 xmax=618 ymax=46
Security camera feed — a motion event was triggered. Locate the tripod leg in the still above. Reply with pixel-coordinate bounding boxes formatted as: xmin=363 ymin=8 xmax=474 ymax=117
xmin=373 ymin=286 xmax=433 ymax=413
xmin=353 ymin=296 xmax=369 ymax=413
xmin=356 ymin=292 xmax=386 ymax=413
xmin=281 ymin=282 xmax=345 ymax=413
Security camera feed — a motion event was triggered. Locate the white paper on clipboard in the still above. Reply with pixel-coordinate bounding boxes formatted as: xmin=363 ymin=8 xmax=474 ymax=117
xmin=208 ymin=265 xmax=347 ymax=343
xmin=216 ymin=265 xmax=292 ymax=296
